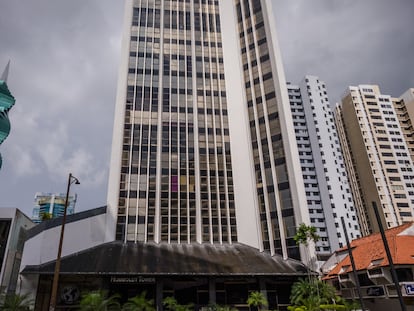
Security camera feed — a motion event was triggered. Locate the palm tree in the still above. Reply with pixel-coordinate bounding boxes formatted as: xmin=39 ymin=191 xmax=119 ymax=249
xmin=316 ymin=282 xmax=337 ymax=305
xmin=290 ymin=278 xmax=314 ymax=307
xmin=79 ymin=291 xmax=121 ymax=311
xmin=300 ymin=295 xmax=322 ymax=311
xmin=163 ymin=296 xmax=193 ymax=311
xmin=207 ymin=304 xmax=237 ymax=311
xmin=0 ymin=293 xmax=33 ymax=311
xmin=122 ymin=292 xmax=155 ymax=311
xmin=246 ymin=291 xmax=268 ymax=311
xmin=290 ymin=278 xmax=343 ymax=311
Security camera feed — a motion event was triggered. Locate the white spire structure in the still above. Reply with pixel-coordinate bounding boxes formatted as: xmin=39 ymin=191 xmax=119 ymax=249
xmin=1 ymin=60 xmax=10 ymax=82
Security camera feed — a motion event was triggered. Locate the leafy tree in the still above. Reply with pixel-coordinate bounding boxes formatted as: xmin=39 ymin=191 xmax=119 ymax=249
xmin=294 ymin=224 xmax=319 ymax=247
xmin=246 ymin=291 xmax=268 ymax=311
xmin=0 ymin=293 xmax=33 ymax=311
xmin=79 ymin=291 xmax=121 ymax=311
xmin=122 ymin=292 xmax=155 ymax=311
xmin=294 ymin=224 xmax=320 ymax=285
xmin=163 ymin=296 xmax=193 ymax=311
xmin=40 ymin=212 xmax=53 ymax=221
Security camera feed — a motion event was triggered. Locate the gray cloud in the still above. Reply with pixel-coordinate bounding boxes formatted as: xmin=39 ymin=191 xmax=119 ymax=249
xmin=274 ymin=0 xmax=414 ymax=101
xmin=0 ymin=0 xmax=124 ymax=215
xmin=0 ymin=0 xmax=413 ymax=217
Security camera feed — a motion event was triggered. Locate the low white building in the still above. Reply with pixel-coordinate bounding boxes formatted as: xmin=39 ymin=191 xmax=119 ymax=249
xmin=322 ymin=222 xmax=414 ymax=311
xmin=18 ymin=206 xmax=108 ymax=306
xmin=0 ymin=207 xmax=34 ymax=294
xmin=18 ymin=205 xmax=309 ymax=310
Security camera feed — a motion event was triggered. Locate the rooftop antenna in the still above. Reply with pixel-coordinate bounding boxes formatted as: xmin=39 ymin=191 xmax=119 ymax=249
xmin=1 ymin=60 xmax=10 ymax=82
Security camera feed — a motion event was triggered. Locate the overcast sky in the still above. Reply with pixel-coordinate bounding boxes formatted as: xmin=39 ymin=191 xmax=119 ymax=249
xmin=0 ymin=0 xmax=413 ymax=217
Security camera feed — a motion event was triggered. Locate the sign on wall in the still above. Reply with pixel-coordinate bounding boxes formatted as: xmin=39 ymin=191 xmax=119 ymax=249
xmin=110 ymin=276 xmax=156 ymax=284
xmin=364 ymin=286 xmax=385 ymax=297
xmin=404 ymin=283 xmax=414 ymax=296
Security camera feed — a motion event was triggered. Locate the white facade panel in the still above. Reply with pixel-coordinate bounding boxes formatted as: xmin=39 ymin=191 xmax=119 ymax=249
xmin=20 ymin=213 xmax=107 ymax=271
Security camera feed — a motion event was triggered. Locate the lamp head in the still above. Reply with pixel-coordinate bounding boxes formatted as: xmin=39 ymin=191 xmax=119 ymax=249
xmin=70 ymin=174 xmax=80 ymax=185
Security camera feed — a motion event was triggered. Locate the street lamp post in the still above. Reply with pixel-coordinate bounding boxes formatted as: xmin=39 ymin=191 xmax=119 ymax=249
xmin=49 ymin=173 xmax=80 ymax=311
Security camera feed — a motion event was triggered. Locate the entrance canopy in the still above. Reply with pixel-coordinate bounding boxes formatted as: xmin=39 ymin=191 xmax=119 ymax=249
xmin=22 ymin=241 xmax=307 ymax=277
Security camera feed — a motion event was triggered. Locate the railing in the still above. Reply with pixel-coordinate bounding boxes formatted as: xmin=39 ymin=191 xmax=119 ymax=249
xmin=340 ymin=282 xmax=414 ymax=299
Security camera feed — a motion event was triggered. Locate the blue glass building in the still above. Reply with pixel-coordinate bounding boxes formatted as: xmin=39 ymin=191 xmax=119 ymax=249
xmin=32 ymin=192 xmax=77 ymax=223
xmin=0 ymin=61 xmax=15 ymax=170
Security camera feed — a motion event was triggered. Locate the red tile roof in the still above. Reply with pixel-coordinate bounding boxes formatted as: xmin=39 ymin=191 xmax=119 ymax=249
xmin=325 ymin=222 xmax=414 ymax=278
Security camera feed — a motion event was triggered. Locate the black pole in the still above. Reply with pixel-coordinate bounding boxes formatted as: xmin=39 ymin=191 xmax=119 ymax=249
xmin=372 ymin=201 xmax=406 ymax=311
xmin=49 ymin=173 xmax=79 ymax=311
xmin=341 ymin=217 xmax=365 ymax=310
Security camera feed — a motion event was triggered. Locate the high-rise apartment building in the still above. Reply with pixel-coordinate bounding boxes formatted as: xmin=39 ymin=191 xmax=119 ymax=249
xmin=32 ymin=192 xmax=77 ymax=223
xmin=107 ymin=0 xmax=310 ymax=260
xmin=393 ymin=88 xmax=414 ymax=162
xmin=0 ymin=61 xmax=15 ymax=170
xmin=334 ymin=104 xmax=370 ymax=236
xmin=288 ymin=76 xmax=360 ymax=262
xmin=335 ymin=85 xmax=414 ymax=234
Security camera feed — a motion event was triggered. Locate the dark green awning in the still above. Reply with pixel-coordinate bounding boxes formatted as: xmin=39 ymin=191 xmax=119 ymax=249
xmin=22 ymin=241 xmax=308 ymax=277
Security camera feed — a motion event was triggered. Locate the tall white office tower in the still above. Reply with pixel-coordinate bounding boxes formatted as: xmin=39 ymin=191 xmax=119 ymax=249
xmin=107 ymin=0 xmax=310 ymax=260
xmin=336 ymin=85 xmax=414 ymax=234
xmin=288 ymin=76 xmax=360 ymax=262
xmin=19 ymin=1 xmax=311 ymax=308
xmin=220 ymin=0 xmax=310 ymax=259
xmin=107 ymin=0 xmax=237 ymax=246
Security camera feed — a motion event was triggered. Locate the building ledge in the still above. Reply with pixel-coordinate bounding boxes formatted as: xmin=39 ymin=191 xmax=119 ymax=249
xmin=25 ymin=206 xmax=107 ymax=240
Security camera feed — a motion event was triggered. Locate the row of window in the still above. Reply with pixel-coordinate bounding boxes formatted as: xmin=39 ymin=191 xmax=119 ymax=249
xmin=236 ymin=0 xmax=300 ymax=259
xmin=132 ymin=6 xmax=221 ymax=32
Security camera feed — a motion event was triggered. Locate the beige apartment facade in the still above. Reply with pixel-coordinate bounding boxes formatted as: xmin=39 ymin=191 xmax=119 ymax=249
xmin=335 ymin=85 xmax=414 ymax=235
xmin=394 ymin=88 xmax=414 ymax=163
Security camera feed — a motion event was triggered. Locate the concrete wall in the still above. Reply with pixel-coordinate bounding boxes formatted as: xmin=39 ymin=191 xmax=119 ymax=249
xmin=0 ymin=207 xmax=34 ymax=294
xmin=364 ymin=297 xmax=414 ymax=311
xmin=19 ymin=211 xmax=107 ymax=298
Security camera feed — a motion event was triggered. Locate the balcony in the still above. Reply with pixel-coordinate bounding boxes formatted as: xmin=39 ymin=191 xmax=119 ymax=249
xmin=339 ymin=282 xmax=414 ymax=299
xmin=367 ymin=267 xmax=392 ymax=284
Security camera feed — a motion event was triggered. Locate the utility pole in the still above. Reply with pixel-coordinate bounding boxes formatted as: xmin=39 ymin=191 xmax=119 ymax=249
xmin=341 ymin=217 xmax=365 ymax=311
xmin=372 ymin=201 xmax=406 ymax=311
